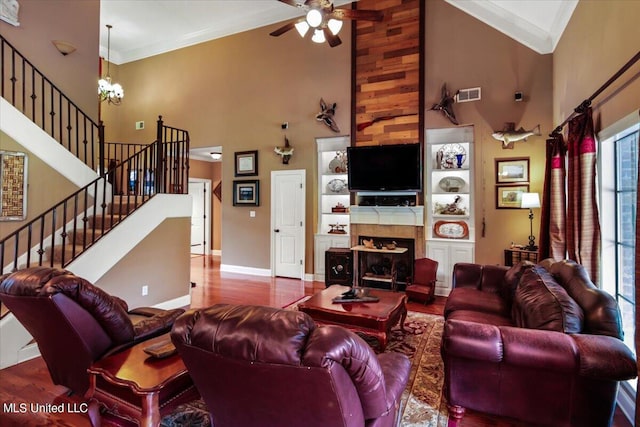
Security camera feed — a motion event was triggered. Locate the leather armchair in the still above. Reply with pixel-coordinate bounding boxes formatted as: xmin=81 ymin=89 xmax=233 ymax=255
xmin=171 ymin=303 xmax=411 ymax=427
xmin=405 ymin=257 xmax=438 ymax=304
xmin=0 ymin=267 xmax=184 ymax=396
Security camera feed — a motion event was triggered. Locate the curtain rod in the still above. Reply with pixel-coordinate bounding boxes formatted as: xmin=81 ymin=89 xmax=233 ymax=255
xmin=550 ymin=50 xmax=640 ymax=137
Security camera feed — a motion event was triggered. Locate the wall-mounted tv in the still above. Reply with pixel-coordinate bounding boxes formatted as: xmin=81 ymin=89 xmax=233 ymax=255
xmin=347 ymin=143 xmax=422 ymax=192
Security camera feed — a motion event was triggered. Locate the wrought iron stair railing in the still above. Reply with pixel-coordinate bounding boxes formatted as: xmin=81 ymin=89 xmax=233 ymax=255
xmin=1 ymin=34 xmax=105 ymax=172
xmin=0 ymin=117 xmax=189 ymax=273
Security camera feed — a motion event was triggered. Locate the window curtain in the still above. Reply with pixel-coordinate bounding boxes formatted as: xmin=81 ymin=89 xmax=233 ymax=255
xmin=539 ymin=108 xmax=601 ymax=284
xmin=539 ymin=135 xmax=567 ymax=261
xmin=566 ymin=107 xmax=602 ymax=285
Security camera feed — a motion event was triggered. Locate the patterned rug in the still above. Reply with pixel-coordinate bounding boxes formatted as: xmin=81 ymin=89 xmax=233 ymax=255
xmin=161 ymin=308 xmax=448 ymax=427
xmin=390 ymin=311 xmax=449 ymax=427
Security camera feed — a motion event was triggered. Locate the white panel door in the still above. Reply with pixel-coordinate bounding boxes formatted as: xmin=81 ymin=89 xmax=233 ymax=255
xmin=271 ymin=170 xmax=305 ymax=279
xmin=188 ymin=180 xmax=210 ymax=255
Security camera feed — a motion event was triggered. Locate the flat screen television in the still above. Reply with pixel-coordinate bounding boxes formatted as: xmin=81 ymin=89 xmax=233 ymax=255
xmin=347 ymin=143 xmax=422 ymax=192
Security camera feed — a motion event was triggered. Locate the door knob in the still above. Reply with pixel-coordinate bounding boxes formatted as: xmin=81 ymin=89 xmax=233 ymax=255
xmin=274 ymin=229 xmax=280 ymax=232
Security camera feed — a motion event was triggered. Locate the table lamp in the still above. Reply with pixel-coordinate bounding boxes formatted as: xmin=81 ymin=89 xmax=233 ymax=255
xmin=521 ymin=193 xmax=541 ymax=251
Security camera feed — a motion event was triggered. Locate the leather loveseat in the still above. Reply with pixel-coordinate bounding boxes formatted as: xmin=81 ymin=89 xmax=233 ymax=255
xmin=441 ymin=259 xmax=636 ymax=427
xmin=171 ymin=303 xmax=411 ymax=427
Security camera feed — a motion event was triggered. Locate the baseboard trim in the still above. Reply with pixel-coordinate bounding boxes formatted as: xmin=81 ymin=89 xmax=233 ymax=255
xmin=220 ymin=264 xmax=271 ymax=276
xmin=17 ymin=342 xmax=41 ymax=364
xmin=153 ymin=294 xmax=191 ymax=310
xmin=304 ymin=273 xmax=315 ymax=282
xmin=211 ymin=249 xmax=222 ymax=256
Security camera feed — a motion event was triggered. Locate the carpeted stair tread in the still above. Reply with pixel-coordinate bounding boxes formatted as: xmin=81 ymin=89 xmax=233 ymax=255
xmin=87 ymin=213 xmax=127 ymax=228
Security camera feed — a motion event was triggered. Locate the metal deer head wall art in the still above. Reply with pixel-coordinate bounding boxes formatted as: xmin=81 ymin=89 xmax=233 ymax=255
xmin=316 ymin=98 xmax=340 ymax=133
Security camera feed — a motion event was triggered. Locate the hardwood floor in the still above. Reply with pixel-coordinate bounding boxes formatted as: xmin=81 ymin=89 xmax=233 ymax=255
xmin=0 ymin=255 xmax=632 ymax=427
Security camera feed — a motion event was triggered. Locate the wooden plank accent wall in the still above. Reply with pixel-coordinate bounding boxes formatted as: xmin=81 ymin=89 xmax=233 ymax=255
xmin=351 ymin=0 xmax=425 ymax=147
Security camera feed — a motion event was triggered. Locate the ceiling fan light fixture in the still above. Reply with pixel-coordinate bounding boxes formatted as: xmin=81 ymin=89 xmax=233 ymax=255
xmin=295 ymin=21 xmax=310 ymax=37
xmin=306 ymin=9 xmax=322 ymax=28
xmin=311 ymin=28 xmax=326 ymax=43
xmin=328 ymin=19 xmax=343 ymax=35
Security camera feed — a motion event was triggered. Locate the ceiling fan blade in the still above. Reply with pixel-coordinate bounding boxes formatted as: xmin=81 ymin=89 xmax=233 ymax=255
xmin=323 ymin=28 xmax=342 ymax=47
xmin=278 ymin=0 xmax=304 ymax=7
xmin=331 ymin=8 xmax=383 ymax=22
xmin=270 ymin=21 xmax=297 ymax=37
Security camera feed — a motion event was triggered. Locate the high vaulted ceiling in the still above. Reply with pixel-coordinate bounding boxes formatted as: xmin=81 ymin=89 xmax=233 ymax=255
xmin=100 ymin=0 xmax=578 ymax=65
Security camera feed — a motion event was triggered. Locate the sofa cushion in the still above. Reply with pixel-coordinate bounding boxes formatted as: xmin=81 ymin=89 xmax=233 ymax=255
xmin=512 ymin=266 xmax=584 ymax=333
xmin=444 ymin=288 xmax=510 ymax=318
xmin=502 ymin=260 xmax=535 ymax=304
xmin=447 ymin=309 xmax=513 ymax=327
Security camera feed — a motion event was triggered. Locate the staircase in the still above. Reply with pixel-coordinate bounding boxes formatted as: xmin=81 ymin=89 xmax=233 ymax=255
xmin=0 ymin=35 xmax=191 ymax=369
xmin=51 ymin=195 xmax=143 ymax=265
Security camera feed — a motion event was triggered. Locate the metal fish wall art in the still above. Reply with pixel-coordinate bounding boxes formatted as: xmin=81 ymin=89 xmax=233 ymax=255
xmin=492 ymin=123 xmax=541 ymax=149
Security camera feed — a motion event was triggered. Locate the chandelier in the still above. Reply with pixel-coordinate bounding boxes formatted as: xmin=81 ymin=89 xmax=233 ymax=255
xmin=98 ymin=24 xmax=123 ymax=105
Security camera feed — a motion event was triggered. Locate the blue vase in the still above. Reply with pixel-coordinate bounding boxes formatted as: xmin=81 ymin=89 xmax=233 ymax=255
xmin=455 ymin=153 xmax=464 ymax=168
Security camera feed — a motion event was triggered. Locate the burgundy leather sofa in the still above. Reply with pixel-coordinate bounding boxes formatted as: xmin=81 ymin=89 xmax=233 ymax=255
xmin=0 ymin=267 xmax=184 ymax=395
xmin=171 ymin=303 xmax=411 ymax=427
xmin=441 ymin=259 xmax=636 ymax=427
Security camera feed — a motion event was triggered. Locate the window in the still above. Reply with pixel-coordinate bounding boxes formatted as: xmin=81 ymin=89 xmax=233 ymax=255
xmin=599 ymin=113 xmax=639 ymax=402
xmin=614 ymin=128 xmax=637 ymax=360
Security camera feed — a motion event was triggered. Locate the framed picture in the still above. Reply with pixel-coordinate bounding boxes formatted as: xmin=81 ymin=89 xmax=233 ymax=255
xmin=0 ymin=151 xmax=28 ymax=221
xmin=496 ymin=184 xmax=529 ymax=209
xmin=233 ymin=180 xmax=259 ymax=206
xmin=234 ymin=150 xmax=258 ymax=177
xmin=496 ymin=157 xmax=529 ymax=183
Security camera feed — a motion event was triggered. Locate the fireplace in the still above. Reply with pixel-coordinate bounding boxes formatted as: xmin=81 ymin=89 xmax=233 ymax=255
xmin=349 ymin=205 xmax=425 ymax=291
xmin=356 ymin=235 xmax=415 ymax=291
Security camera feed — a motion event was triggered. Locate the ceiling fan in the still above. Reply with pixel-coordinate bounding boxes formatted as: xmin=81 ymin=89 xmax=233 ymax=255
xmin=270 ymin=0 xmax=383 ymax=47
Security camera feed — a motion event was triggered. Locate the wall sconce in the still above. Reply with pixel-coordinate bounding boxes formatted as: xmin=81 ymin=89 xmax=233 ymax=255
xmin=51 ymin=40 xmax=76 ymax=56
xmin=521 ymin=192 xmax=541 ymax=251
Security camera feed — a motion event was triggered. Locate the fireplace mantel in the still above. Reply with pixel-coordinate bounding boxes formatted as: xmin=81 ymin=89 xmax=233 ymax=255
xmin=349 ymin=206 xmax=424 ymax=227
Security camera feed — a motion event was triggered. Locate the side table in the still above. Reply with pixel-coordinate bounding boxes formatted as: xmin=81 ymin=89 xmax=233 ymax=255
xmin=85 ymin=333 xmax=199 ymax=427
xmin=504 ymin=248 xmax=538 ymax=266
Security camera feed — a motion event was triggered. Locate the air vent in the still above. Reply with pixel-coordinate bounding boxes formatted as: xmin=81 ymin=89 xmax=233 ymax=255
xmin=455 ymin=87 xmax=481 ymax=103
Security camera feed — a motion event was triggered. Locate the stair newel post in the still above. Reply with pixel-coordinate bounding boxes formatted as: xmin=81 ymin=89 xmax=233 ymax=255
xmin=156 ymin=116 xmax=165 ymax=193
xmin=98 ymin=121 xmax=105 ymax=177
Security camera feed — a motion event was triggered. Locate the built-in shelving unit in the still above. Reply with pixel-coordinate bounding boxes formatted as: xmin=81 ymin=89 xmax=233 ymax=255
xmin=425 ymin=126 xmax=475 ymax=295
xmin=314 ymin=136 xmax=351 ymax=282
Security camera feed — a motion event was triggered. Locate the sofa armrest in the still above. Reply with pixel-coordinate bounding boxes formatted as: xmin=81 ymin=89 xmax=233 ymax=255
xmin=377 ymin=352 xmax=411 ymax=413
xmin=443 ymin=320 xmax=579 ymax=373
xmin=442 ymin=319 xmax=503 ymax=362
xmin=444 ymin=319 xmax=637 ymax=382
xmin=131 ymin=308 xmax=185 ymax=341
xmin=571 ymin=334 xmax=637 ymax=380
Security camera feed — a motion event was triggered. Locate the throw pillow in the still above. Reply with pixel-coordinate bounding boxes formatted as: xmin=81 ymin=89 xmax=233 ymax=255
xmin=512 ymin=266 xmax=584 ymax=333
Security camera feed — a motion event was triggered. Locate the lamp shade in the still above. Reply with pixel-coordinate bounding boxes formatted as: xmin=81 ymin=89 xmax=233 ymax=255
xmin=328 ymin=19 xmax=343 ymax=35
xmin=311 ymin=29 xmax=326 ymax=43
xmin=295 ymin=21 xmax=310 ymax=37
xmin=306 ymin=9 xmax=322 ymax=28
xmin=521 ymin=193 xmax=541 ymax=209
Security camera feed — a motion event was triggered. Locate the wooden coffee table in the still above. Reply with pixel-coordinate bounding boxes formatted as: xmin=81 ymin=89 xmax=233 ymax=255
xmin=298 ymin=285 xmax=407 ymax=350
xmin=85 ymin=333 xmax=199 ymax=427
